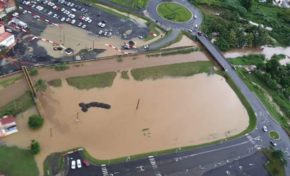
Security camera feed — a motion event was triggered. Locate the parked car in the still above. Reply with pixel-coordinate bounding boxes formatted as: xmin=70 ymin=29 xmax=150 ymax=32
xmin=83 ymin=160 xmax=90 ymax=167
xmin=77 ymin=159 xmax=82 ymax=168
xmin=71 ymin=160 xmax=76 ymax=169
xmin=82 ymin=24 xmax=87 ymax=29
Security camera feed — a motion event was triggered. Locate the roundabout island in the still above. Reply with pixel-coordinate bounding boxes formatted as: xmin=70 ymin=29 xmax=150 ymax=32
xmin=157 ymin=2 xmax=193 ymax=23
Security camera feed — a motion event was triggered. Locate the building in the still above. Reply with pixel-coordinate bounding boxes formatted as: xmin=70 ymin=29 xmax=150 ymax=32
xmin=0 ymin=24 xmax=15 ymax=49
xmin=0 ymin=115 xmax=18 ymax=137
xmin=0 ymin=0 xmax=16 ymax=18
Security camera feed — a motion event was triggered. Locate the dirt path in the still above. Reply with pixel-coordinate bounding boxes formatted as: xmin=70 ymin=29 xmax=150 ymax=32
xmin=0 ymin=52 xmax=209 ymax=107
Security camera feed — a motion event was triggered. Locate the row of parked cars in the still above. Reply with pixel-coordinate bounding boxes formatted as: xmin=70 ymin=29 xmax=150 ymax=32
xmin=71 ymin=159 xmax=90 ymax=170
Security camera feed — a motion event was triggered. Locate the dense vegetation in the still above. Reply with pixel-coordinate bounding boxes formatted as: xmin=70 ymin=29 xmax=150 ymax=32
xmin=30 ymin=140 xmax=40 ymax=155
xmin=230 ymin=54 xmax=290 ymax=134
xmin=191 ymin=0 xmax=290 ymax=51
xmin=0 ymin=146 xmax=38 ymax=176
xmin=264 ymin=149 xmax=286 ymax=176
xmin=28 ymin=114 xmax=44 ymax=129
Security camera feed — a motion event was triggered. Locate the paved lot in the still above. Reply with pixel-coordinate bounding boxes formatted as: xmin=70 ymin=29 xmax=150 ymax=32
xmin=17 ymin=0 xmax=149 ymax=39
xmin=203 ymin=152 xmax=270 ymax=176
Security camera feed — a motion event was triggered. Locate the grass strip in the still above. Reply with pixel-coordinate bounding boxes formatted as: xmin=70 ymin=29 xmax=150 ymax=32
xmin=66 ymin=72 xmax=117 ymax=89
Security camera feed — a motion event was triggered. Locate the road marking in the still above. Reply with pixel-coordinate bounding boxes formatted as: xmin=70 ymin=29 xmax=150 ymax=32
xmin=174 ymin=140 xmax=250 ymax=162
xmin=148 ymin=156 xmax=158 ymax=169
xmin=101 ymin=164 xmax=109 ymax=176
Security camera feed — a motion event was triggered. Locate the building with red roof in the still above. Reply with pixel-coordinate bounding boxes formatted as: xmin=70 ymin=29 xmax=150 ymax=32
xmin=0 ymin=115 xmax=18 ymax=137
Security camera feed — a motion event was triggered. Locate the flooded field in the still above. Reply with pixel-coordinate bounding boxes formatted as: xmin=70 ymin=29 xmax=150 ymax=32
xmin=3 ymin=73 xmax=249 ymax=170
xmin=224 ymin=46 xmax=290 ymax=59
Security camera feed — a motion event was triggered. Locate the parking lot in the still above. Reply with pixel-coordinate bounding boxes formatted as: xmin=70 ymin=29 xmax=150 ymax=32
xmin=17 ymin=0 xmax=149 ymax=40
xmin=0 ymin=0 xmax=155 ymax=75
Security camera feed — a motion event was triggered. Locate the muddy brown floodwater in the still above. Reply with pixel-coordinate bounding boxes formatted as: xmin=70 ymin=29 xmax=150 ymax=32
xmin=3 ymin=73 xmax=249 ymax=173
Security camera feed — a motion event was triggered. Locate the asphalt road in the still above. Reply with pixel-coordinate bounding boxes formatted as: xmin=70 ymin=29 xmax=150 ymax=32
xmin=197 ymin=34 xmax=290 ymax=175
xmin=67 ymin=0 xmax=290 ymax=176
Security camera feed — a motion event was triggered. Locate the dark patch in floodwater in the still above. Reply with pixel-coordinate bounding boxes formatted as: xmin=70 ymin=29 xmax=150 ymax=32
xmin=79 ymin=102 xmax=111 ymax=112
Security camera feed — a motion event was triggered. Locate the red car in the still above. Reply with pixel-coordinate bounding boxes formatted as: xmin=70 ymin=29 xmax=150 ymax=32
xmin=83 ymin=160 xmax=90 ymax=167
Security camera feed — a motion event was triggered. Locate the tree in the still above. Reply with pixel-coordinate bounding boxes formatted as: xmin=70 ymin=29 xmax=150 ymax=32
xmin=30 ymin=140 xmax=40 ymax=155
xmin=35 ymin=79 xmax=47 ymax=93
xmin=240 ymin=0 xmax=252 ymax=10
xmin=28 ymin=114 xmax=44 ymax=129
xmin=272 ymin=150 xmax=287 ymax=166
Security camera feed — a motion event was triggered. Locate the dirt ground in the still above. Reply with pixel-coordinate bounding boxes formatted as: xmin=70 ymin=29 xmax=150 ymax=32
xmin=3 ymin=73 xmax=249 ymax=174
xmin=164 ymin=35 xmax=198 ymax=49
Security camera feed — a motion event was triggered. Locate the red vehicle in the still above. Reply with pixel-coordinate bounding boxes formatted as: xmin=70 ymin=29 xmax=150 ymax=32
xmin=82 ymin=160 xmax=90 ymax=167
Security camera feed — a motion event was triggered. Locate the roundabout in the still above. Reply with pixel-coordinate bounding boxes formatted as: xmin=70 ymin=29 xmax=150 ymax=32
xmin=147 ymin=0 xmax=202 ymax=30
xmin=157 ymin=2 xmax=192 ymax=23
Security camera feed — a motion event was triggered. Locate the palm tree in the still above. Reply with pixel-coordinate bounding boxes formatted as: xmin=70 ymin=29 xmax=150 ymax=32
xmin=35 ymin=79 xmax=47 ymax=93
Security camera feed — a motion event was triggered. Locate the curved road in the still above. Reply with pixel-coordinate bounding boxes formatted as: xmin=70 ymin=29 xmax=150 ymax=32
xmin=68 ymin=0 xmax=290 ymax=176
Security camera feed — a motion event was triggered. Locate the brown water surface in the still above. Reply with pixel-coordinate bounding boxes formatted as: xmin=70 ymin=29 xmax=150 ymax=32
xmin=3 ymin=73 xmax=249 ymax=172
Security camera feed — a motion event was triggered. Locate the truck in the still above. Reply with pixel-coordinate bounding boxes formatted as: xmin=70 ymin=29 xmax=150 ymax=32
xmin=9 ymin=17 xmax=28 ymax=29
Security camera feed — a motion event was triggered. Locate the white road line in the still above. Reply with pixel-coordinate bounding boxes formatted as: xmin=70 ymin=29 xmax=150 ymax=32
xmin=174 ymin=140 xmax=250 ymax=161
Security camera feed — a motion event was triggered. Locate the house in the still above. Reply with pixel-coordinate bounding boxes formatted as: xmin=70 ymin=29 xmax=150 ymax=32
xmin=0 ymin=24 xmax=15 ymax=50
xmin=0 ymin=115 xmax=18 ymax=137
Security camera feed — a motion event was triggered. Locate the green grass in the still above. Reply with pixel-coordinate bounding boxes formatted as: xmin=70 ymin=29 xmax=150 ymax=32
xmin=93 ymin=3 xmax=129 ymax=19
xmin=157 ymin=2 xmax=192 ymax=22
xmin=111 ymin=0 xmax=148 ymax=9
xmin=121 ymin=71 xmax=130 ymax=80
xmin=264 ymin=149 xmax=286 ymax=176
xmin=0 ymin=91 xmax=34 ymax=117
xmin=228 ymin=54 xmax=265 ymax=65
xmin=269 ymin=131 xmax=280 ymax=140
xmin=131 ymin=61 xmax=213 ymax=81
xmin=0 ymin=145 xmax=39 ymax=176
xmin=48 ymin=79 xmax=62 ymax=87
xmin=66 ymin=72 xmax=117 ymax=89
xmin=53 ymin=63 xmax=69 ymax=71
xmin=0 ymin=75 xmax=23 ymax=88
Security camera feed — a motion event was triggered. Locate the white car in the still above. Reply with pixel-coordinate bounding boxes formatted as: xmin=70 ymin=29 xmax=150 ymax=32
xmin=12 ymin=12 xmax=19 ymax=17
xmin=82 ymin=24 xmax=86 ymax=29
xmin=71 ymin=160 xmax=76 ymax=169
xmin=100 ymin=23 xmax=105 ymax=28
xmin=66 ymin=18 xmax=71 ymax=22
xmin=262 ymin=125 xmax=268 ymax=132
xmin=61 ymin=8 xmax=65 ymax=12
xmin=98 ymin=30 xmax=103 ymax=35
xmin=48 ymin=11 xmax=53 ymax=16
xmin=77 ymin=159 xmax=82 ymax=168
xmin=77 ymin=22 xmax=82 ymax=27
xmin=87 ymin=19 xmax=92 ymax=23
xmin=71 ymin=19 xmax=76 ymax=24
xmin=71 ymin=8 xmax=76 ymax=12
xmin=60 ymin=17 xmax=66 ymax=22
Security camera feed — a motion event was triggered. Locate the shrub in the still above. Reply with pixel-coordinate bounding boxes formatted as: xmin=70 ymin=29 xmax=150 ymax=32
xmin=30 ymin=140 xmax=40 ymax=155
xmin=28 ymin=114 xmax=44 ymax=129
xmin=29 ymin=68 xmax=38 ymax=76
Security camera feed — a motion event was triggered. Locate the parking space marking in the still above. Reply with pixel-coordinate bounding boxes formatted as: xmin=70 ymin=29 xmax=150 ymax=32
xmin=101 ymin=164 xmax=109 ymax=176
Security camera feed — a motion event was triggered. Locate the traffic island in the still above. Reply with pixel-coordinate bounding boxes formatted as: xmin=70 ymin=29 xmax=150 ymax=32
xmin=269 ymin=131 xmax=280 ymax=140
xmin=157 ymin=2 xmax=192 ymax=23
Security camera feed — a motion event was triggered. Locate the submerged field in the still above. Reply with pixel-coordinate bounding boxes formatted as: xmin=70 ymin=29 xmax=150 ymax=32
xmin=3 ymin=71 xmax=249 ymax=166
